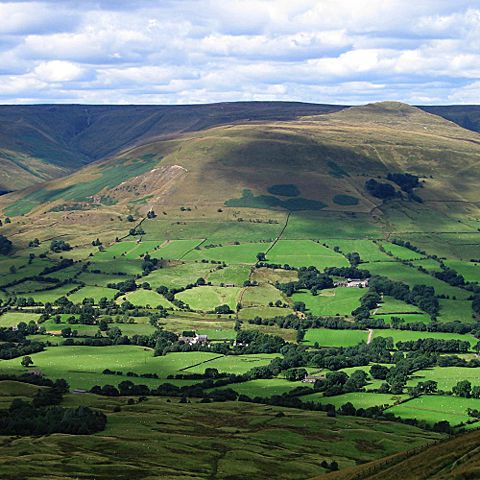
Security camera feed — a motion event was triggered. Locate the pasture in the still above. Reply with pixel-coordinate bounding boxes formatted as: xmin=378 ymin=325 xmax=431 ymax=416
xmin=267 ymin=240 xmax=349 ymax=270
xmin=304 ymin=328 xmax=368 ymax=347
xmin=175 ymin=285 xmax=242 ymax=311
xmin=407 ymin=367 xmax=480 ymax=392
xmin=387 ymin=396 xmax=480 ymax=426
xmin=292 ymin=287 xmax=364 ymax=316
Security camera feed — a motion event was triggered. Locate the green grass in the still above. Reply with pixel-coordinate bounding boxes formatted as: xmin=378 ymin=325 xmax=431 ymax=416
xmin=292 ymin=288 xmax=364 ymax=316
xmin=175 ymin=285 xmax=242 ymax=312
xmin=387 ymin=395 xmax=480 ymax=426
xmin=437 ymin=299 xmax=475 ymax=323
xmin=0 ymin=346 xmax=221 ymax=389
xmin=184 ymin=242 xmax=272 ymax=264
xmin=267 ymin=240 xmax=349 ymax=270
xmin=150 ymin=239 xmax=205 ymax=260
xmin=222 ymin=378 xmax=312 ymax=398
xmin=374 ymin=313 xmax=433 ymax=324
xmin=0 ymin=396 xmax=441 ymax=479
xmin=373 ymin=329 xmax=477 ymax=349
xmin=375 ymin=296 xmax=424 ymax=314
xmin=380 ymin=242 xmax=425 ymax=260
xmin=23 ymin=284 xmax=78 ymax=304
xmin=143 ymin=262 xmax=217 ymax=289
xmin=241 ymin=284 xmax=286 ymax=308
xmin=366 ymin=261 xmax=471 ymax=314
xmin=237 ymin=306 xmax=294 ymax=320
xmin=303 ymin=392 xmax=407 ymax=409
xmin=304 ymin=328 xmax=369 ymax=347
xmin=196 ymin=328 xmax=237 ymax=341
xmin=0 ymin=311 xmax=41 ymax=327
xmin=185 ymin=354 xmax=279 ymax=375
xmin=68 ymin=285 xmax=118 ymax=303
xmin=407 ymin=367 xmax=480 ymax=392
xmin=444 ymin=260 xmax=479 ymax=283
xmin=206 ymin=264 xmax=251 ymax=286
xmin=119 ymin=289 xmax=174 ymax=308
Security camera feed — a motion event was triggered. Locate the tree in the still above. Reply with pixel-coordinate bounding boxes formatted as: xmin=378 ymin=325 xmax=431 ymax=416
xmin=284 ymin=368 xmax=307 ymax=381
xmin=0 ymin=234 xmax=13 ymax=255
xmin=370 ymin=364 xmax=389 ymax=380
xmin=256 ymin=252 xmax=266 ymax=262
xmin=453 ymin=380 xmax=472 ymax=398
xmin=21 ymin=356 xmax=33 ymax=368
xmin=50 ymin=239 xmax=71 ymax=252
xmin=215 ymin=304 xmax=233 ymax=315
xmin=127 ymin=215 xmax=135 ymax=222
xmin=296 ymin=328 xmax=305 ymax=343
xmin=293 ymin=301 xmax=306 ymax=312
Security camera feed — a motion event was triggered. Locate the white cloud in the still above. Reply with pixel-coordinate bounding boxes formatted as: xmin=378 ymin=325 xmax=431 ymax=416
xmin=33 ymin=60 xmax=86 ymax=82
xmin=0 ymin=1 xmax=478 ymax=104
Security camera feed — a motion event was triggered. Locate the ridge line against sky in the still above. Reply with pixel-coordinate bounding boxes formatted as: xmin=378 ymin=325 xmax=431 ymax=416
xmin=0 ymin=0 xmax=479 ymax=105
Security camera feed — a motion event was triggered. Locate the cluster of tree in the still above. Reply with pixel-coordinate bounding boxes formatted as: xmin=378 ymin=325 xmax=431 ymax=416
xmin=365 ymin=179 xmax=397 ymax=199
xmin=390 ymin=319 xmax=474 ymax=334
xmin=391 ymin=239 xmax=426 ymax=256
xmin=0 ymin=327 xmax=44 ymax=359
xmin=452 ymin=380 xmax=480 ymax=398
xmin=395 ymin=338 xmax=470 ymax=353
xmin=0 ymin=401 xmax=106 ymax=435
xmin=235 ymin=331 xmax=286 ymax=354
xmin=107 ymin=278 xmax=137 ymax=293
xmin=433 ymin=267 xmax=465 ymax=287
xmin=277 ymin=267 xmax=333 ymax=296
xmin=324 ymin=266 xmax=370 ymax=279
xmin=0 ymin=234 xmax=13 ymax=255
xmin=368 ymin=276 xmax=439 ymax=318
xmin=50 ymin=239 xmax=71 ymax=252
xmin=141 ymin=254 xmax=159 ymax=275
xmin=473 ymin=293 xmax=480 ymax=317
xmin=387 ymin=173 xmax=421 ymax=193
xmin=315 ymin=370 xmax=368 ymax=396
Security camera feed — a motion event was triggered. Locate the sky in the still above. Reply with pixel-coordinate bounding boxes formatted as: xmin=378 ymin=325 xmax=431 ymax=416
xmin=0 ymin=0 xmax=479 ymax=105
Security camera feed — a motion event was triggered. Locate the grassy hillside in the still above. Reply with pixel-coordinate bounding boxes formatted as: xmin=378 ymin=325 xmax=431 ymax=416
xmin=0 ymin=102 xmax=342 ymax=192
xmin=318 ymin=427 xmax=480 ymax=479
xmin=3 ymin=102 xmax=479 ymax=224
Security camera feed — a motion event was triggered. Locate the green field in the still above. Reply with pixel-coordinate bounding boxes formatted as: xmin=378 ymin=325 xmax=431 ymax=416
xmin=184 ymin=354 xmax=280 ymax=375
xmin=293 ymin=288 xmax=364 ymax=316
xmin=0 ymin=347 xmax=222 ymax=389
xmin=407 ymin=367 xmax=480 ymax=392
xmin=120 ymin=289 xmax=175 ymax=308
xmin=387 ymin=395 xmax=480 ymax=426
xmin=324 ymin=239 xmax=391 ymax=262
xmin=206 ymin=264 xmax=252 ymax=286
xmin=184 ymin=242 xmax=271 ymax=264
xmin=304 ymin=328 xmax=369 ymax=347
xmin=175 ymin=285 xmax=242 ymax=311
xmin=267 ymin=240 xmax=349 ymax=270
xmin=373 ymin=329 xmax=478 ymax=349
xmin=221 ymin=378 xmax=312 ymax=397
xmin=303 ymin=392 xmax=407 ymax=409
xmin=143 ymin=262 xmax=216 ymax=289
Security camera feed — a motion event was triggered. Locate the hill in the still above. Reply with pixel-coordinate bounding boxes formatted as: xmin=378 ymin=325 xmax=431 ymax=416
xmin=0 ymin=102 xmax=342 ymax=192
xmin=317 ymin=427 xmax=480 ymax=479
xmin=2 ymin=102 xmax=479 ymax=225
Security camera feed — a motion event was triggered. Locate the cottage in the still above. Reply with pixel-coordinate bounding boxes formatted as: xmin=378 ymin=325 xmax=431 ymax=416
xmin=302 ymin=374 xmax=326 ymax=384
xmin=334 ymin=278 xmax=369 ymax=288
xmin=179 ymin=333 xmax=209 ymax=345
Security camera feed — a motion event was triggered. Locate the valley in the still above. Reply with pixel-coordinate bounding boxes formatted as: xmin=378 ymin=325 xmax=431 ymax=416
xmin=0 ymin=102 xmax=479 ymax=479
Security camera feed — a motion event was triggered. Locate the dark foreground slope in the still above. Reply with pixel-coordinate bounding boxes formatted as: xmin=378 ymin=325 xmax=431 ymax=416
xmin=0 ymin=102 xmax=342 ymax=191
xmin=318 ymin=427 xmax=480 ymax=480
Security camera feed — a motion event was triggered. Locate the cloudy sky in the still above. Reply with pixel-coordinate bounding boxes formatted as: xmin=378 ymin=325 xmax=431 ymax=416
xmin=0 ymin=0 xmax=479 ymax=105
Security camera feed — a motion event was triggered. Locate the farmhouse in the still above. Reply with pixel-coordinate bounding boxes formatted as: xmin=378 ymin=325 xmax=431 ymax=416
xmin=334 ymin=278 xmax=369 ymax=288
xmin=302 ymin=374 xmax=326 ymax=384
xmin=179 ymin=333 xmax=209 ymax=345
